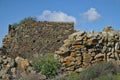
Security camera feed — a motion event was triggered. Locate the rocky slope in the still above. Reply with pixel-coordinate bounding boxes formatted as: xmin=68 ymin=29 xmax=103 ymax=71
xmin=0 ymin=54 xmax=46 ymax=80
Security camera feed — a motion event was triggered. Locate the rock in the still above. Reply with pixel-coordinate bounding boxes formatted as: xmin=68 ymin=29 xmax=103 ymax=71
xmin=75 ymin=68 xmax=83 ymax=72
xmin=70 ymin=52 xmax=76 ymax=57
xmin=103 ymin=26 xmax=114 ymax=32
xmin=115 ymin=42 xmax=120 ymax=50
xmin=21 ymin=59 xmax=29 ymax=68
xmin=0 ymin=55 xmax=38 ymax=79
xmin=15 ymin=56 xmax=24 ymax=64
xmin=68 ymin=31 xmax=85 ymax=40
xmin=95 ymin=54 xmax=104 ymax=59
xmin=115 ymin=50 xmax=120 ymax=53
xmin=0 ymin=69 xmax=8 ymax=77
xmin=0 ymin=57 xmax=3 ymax=64
xmin=59 ymin=47 xmax=69 ymax=53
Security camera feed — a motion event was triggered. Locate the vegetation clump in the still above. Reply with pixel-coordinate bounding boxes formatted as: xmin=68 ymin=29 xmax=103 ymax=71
xmin=54 ymin=61 xmax=120 ymax=80
xmin=12 ymin=16 xmax=37 ymax=28
xmin=32 ymin=53 xmax=60 ymax=78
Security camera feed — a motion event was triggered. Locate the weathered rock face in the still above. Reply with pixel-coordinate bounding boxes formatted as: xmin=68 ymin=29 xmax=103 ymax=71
xmin=2 ymin=22 xmax=75 ymax=58
xmin=56 ymin=27 xmax=120 ymax=72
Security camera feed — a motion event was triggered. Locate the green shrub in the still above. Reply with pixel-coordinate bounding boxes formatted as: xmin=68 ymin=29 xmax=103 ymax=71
xmin=19 ymin=17 xmax=37 ymax=24
xmin=41 ymin=60 xmax=60 ymax=78
xmin=12 ymin=23 xmax=19 ymax=28
xmin=80 ymin=61 xmax=120 ymax=80
xmin=113 ymin=73 xmax=120 ymax=80
xmin=80 ymin=68 xmax=97 ymax=80
xmin=91 ymin=61 xmax=120 ymax=76
xmin=32 ymin=53 xmax=60 ymax=78
xmin=12 ymin=16 xmax=37 ymax=28
xmin=54 ymin=73 xmax=80 ymax=80
xmin=94 ymin=75 xmax=113 ymax=80
xmin=53 ymin=61 xmax=120 ymax=80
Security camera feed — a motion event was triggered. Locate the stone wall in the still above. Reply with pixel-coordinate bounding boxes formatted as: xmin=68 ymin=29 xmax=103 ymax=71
xmin=56 ymin=27 xmax=120 ymax=72
xmin=2 ymin=22 xmax=75 ymax=58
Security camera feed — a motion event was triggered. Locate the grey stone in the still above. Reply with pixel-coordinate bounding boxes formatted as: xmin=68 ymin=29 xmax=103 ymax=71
xmin=115 ymin=42 xmax=120 ymax=50
xmin=11 ymin=68 xmax=16 ymax=73
xmin=0 ymin=69 xmax=8 ymax=77
xmin=0 ymin=57 xmax=2 ymax=64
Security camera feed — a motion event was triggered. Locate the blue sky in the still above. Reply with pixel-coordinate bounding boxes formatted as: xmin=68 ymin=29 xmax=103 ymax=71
xmin=0 ymin=0 xmax=120 ymax=46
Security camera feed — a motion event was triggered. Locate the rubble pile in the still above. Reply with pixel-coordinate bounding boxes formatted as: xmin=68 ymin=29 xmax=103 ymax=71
xmin=0 ymin=55 xmax=46 ymax=80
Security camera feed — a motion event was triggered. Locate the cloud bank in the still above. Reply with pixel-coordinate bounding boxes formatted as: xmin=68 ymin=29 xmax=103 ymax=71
xmin=38 ymin=10 xmax=76 ymax=23
xmin=81 ymin=8 xmax=101 ymax=22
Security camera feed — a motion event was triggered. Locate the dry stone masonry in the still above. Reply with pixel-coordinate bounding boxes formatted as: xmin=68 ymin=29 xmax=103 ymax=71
xmin=2 ymin=22 xmax=75 ymax=58
xmin=56 ymin=27 xmax=120 ymax=72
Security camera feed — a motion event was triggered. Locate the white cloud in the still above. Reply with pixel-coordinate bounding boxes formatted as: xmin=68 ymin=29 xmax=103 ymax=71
xmin=38 ymin=10 xmax=76 ymax=23
xmin=81 ymin=8 xmax=101 ymax=22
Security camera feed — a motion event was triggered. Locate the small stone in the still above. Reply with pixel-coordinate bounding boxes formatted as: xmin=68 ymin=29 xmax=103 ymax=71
xmin=75 ymin=68 xmax=83 ymax=72
xmin=76 ymin=56 xmax=82 ymax=61
xmin=95 ymin=54 xmax=104 ymax=59
xmin=11 ymin=68 xmax=16 ymax=73
xmin=64 ymin=56 xmax=75 ymax=62
xmin=115 ymin=50 xmax=120 ymax=53
xmin=27 ymin=66 xmax=33 ymax=73
xmin=0 ymin=69 xmax=8 ymax=77
xmin=115 ymin=42 xmax=120 ymax=50
xmin=73 ymin=45 xmax=84 ymax=49
xmin=0 ymin=57 xmax=3 ymax=64
xmin=21 ymin=59 xmax=29 ymax=68
xmin=66 ymin=66 xmax=74 ymax=71
xmin=70 ymin=52 xmax=76 ymax=57
xmin=59 ymin=46 xmax=69 ymax=53
xmin=6 ymin=63 xmax=11 ymax=68
xmin=3 ymin=59 xmax=8 ymax=65
xmin=2 ymin=56 xmax=7 ymax=59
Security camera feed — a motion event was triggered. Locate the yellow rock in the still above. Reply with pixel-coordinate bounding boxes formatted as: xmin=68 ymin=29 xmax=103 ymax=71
xmin=83 ymin=62 xmax=89 ymax=68
xmin=70 ymin=52 xmax=76 ymax=57
xmin=115 ymin=50 xmax=120 ymax=53
xmin=21 ymin=60 xmax=29 ymax=68
xmin=75 ymin=61 xmax=82 ymax=65
xmin=76 ymin=56 xmax=82 ymax=61
xmin=64 ymin=56 xmax=75 ymax=62
xmin=65 ymin=61 xmax=71 ymax=65
xmin=63 ymin=43 xmax=70 ymax=47
xmin=73 ymin=45 xmax=84 ymax=49
xmin=94 ymin=57 xmax=104 ymax=62
xmin=66 ymin=66 xmax=74 ymax=71
xmin=83 ymin=53 xmax=91 ymax=59
xmin=83 ymin=36 xmax=87 ymax=41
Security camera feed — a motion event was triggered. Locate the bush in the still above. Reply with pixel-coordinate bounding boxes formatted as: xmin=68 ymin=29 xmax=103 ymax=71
xmin=94 ymin=75 xmax=113 ymax=80
xmin=80 ymin=68 xmax=97 ymax=80
xmin=19 ymin=17 xmax=37 ymax=24
xmin=54 ymin=73 xmax=80 ymax=80
xmin=12 ymin=23 xmax=19 ymax=28
xmin=53 ymin=61 xmax=120 ymax=80
xmin=12 ymin=17 xmax=37 ymax=28
xmin=41 ymin=60 xmax=60 ymax=78
xmin=113 ymin=73 xmax=120 ymax=80
xmin=32 ymin=53 xmax=60 ymax=78
xmin=80 ymin=61 xmax=120 ymax=80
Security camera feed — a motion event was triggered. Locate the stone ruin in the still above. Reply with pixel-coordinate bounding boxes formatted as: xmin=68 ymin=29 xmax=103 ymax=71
xmin=1 ymin=22 xmax=75 ymax=58
xmin=56 ymin=27 xmax=120 ymax=72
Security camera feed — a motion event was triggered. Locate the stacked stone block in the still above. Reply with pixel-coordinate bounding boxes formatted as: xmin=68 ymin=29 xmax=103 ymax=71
xmin=56 ymin=27 xmax=120 ymax=72
xmin=2 ymin=22 xmax=74 ymax=58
